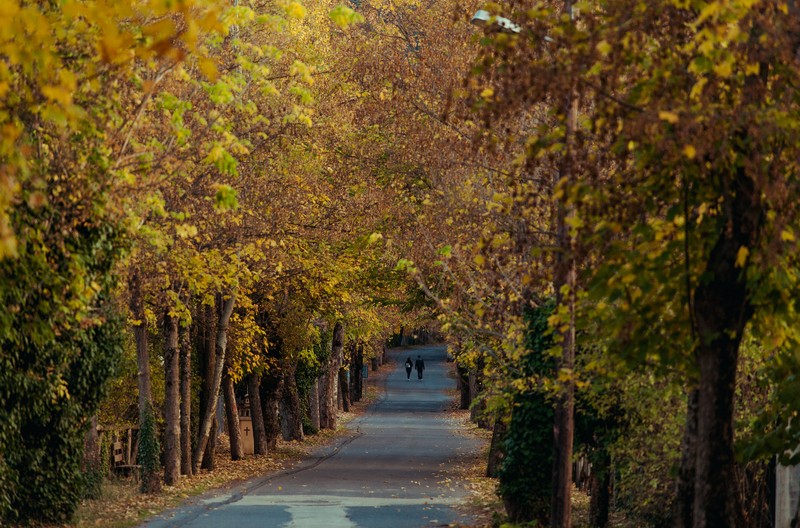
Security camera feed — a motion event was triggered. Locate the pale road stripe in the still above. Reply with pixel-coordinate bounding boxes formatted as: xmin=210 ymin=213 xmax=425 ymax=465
xmin=284 ymin=503 xmax=356 ymax=528
xmin=198 ymin=494 xmax=460 ymax=528
xmin=219 ymin=494 xmax=462 ymax=507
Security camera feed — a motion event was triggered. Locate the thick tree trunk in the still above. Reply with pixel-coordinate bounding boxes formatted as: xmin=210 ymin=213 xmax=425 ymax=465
xmin=246 ymin=374 xmax=268 ymax=455
xmin=180 ymin=325 xmax=193 ymax=477
xmin=223 ymin=372 xmax=243 ymax=460
xmin=320 ymin=322 xmax=343 ymax=429
xmin=308 ymin=378 xmax=321 ymax=433
xmin=674 ymin=388 xmax=699 ymax=528
xmin=192 ymin=292 xmax=236 ymax=473
xmin=197 ymin=303 xmax=217 ymax=471
xmin=339 ymin=367 xmax=350 ymax=413
xmin=690 ymin=164 xmax=759 ymax=528
xmin=163 ymin=311 xmax=181 ymax=485
xmin=261 ymin=370 xmax=283 ymax=451
xmin=280 ymin=362 xmax=304 ymax=441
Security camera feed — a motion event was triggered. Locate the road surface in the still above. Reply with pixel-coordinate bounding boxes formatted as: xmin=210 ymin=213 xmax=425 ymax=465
xmin=144 ymin=344 xmax=481 ymax=528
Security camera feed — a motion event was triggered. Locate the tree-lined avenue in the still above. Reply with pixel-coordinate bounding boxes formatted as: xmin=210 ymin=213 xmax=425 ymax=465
xmin=143 ymin=345 xmax=479 ymax=528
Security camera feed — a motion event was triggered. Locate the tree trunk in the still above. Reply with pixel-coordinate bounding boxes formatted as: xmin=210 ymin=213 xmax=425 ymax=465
xmin=549 ymin=1 xmax=579 ymax=523
xmin=197 ymin=303 xmax=217 ymax=471
xmin=180 ymin=324 xmax=193 ymax=477
xmin=223 ymin=372 xmax=243 ymax=460
xmin=130 ymin=270 xmax=153 ymax=421
xmin=487 ymin=418 xmax=506 ymax=478
xmin=690 ymin=163 xmax=760 ymax=528
xmin=163 ymin=311 xmax=181 ymax=485
xmin=339 ymin=367 xmax=350 ymax=413
xmin=280 ymin=362 xmax=304 ymax=441
xmin=247 ymin=374 xmax=268 ymax=455
xmin=354 ymin=342 xmax=364 ymax=402
xmin=589 ymin=449 xmax=611 ymax=528
xmin=261 ymin=369 xmax=283 ymax=451
xmin=308 ymin=378 xmax=321 ymax=433
xmin=192 ymin=292 xmax=236 ymax=473
xmin=470 ymin=359 xmax=491 ymax=429
xmin=349 ymin=346 xmax=357 ymax=404
xmin=82 ymin=416 xmax=102 ymax=497
xmin=129 ymin=269 xmax=160 ymax=492
xmin=674 ymin=388 xmax=699 ymax=528
xmin=320 ymin=322 xmax=343 ymax=429
xmin=458 ymin=364 xmax=471 ymax=410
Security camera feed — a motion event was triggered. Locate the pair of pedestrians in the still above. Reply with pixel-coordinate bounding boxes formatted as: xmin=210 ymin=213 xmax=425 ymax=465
xmin=405 ymin=355 xmax=425 ymax=380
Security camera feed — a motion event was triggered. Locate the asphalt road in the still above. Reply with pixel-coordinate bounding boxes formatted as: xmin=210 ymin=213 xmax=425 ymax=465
xmin=144 ymin=344 xmax=481 ymax=528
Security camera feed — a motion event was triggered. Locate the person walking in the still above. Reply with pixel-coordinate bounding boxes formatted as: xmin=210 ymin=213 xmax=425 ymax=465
xmin=414 ymin=355 xmax=425 ymax=380
xmin=404 ymin=357 xmax=413 ymax=380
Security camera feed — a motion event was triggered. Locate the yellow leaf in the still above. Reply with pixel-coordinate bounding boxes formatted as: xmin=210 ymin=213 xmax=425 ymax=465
xmin=480 ymin=88 xmax=494 ymax=100
xmin=596 ymin=40 xmax=612 ymax=56
xmin=658 ymin=111 xmax=679 ymax=124
xmin=713 ymin=60 xmax=732 ymax=78
xmin=745 ymin=63 xmax=760 ymax=76
xmin=735 ymin=246 xmax=749 ymax=267
xmin=285 ymin=2 xmax=306 ymax=18
xmin=199 ymin=57 xmax=218 ymax=81
xmin=781 ymin=229 xmax=795 ymax=242
xmin=683 ymin=145 xmax=696 ymax=159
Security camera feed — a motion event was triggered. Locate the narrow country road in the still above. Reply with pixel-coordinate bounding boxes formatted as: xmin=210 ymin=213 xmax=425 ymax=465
xmin=143 ymin=344 xmax=482 ymax=528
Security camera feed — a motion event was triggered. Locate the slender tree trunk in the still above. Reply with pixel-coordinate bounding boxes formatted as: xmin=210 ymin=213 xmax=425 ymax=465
xmin=223 ymin=372 xmax=243 ymax=460
xmin=320 ymin=322 xmax=343 ymax=429
xmin=163 ymin=311 xmax=181 ymax=485
xmin=280 ymin=361 xmax=304 ymax=441
xmin=354 ymin=342 xmax=364 ymax=402
xmin=180 ymin=324 xmax=193 ymax=477
xmin=197 ymin=303 xmax=217 ymax=471
xmin=247 ymin=374 xmax=268 ymax=455
xmin=349 ymin=345 xmax=357 ymax=403
xmin=130 ymin=270 xmax=153 ymax=421
xmin=339 ymin=368 xmax=350 ymax=412
xmin=192 ymin=292 xmax=236 ymax=473
xmin=550 ymin=10 xmax=579 ymax=521
xmin=129 ymin=269 xmax=160 ymax=492
xmin=458 ymin=364 xmax=471 ymax=410
xmin=674 ymin=388 xmax=699 ymax=528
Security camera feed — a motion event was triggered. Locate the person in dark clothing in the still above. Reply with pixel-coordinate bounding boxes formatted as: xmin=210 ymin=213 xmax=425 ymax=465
xmin=414 ymin=355 xmax=425 ymax=380
xmin=405 ymin=357 xmax=413 ymax=380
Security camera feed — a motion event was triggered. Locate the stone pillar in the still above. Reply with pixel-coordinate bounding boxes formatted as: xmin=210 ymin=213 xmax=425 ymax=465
xmin=776 ymin=459 xmax=800 ymax=527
